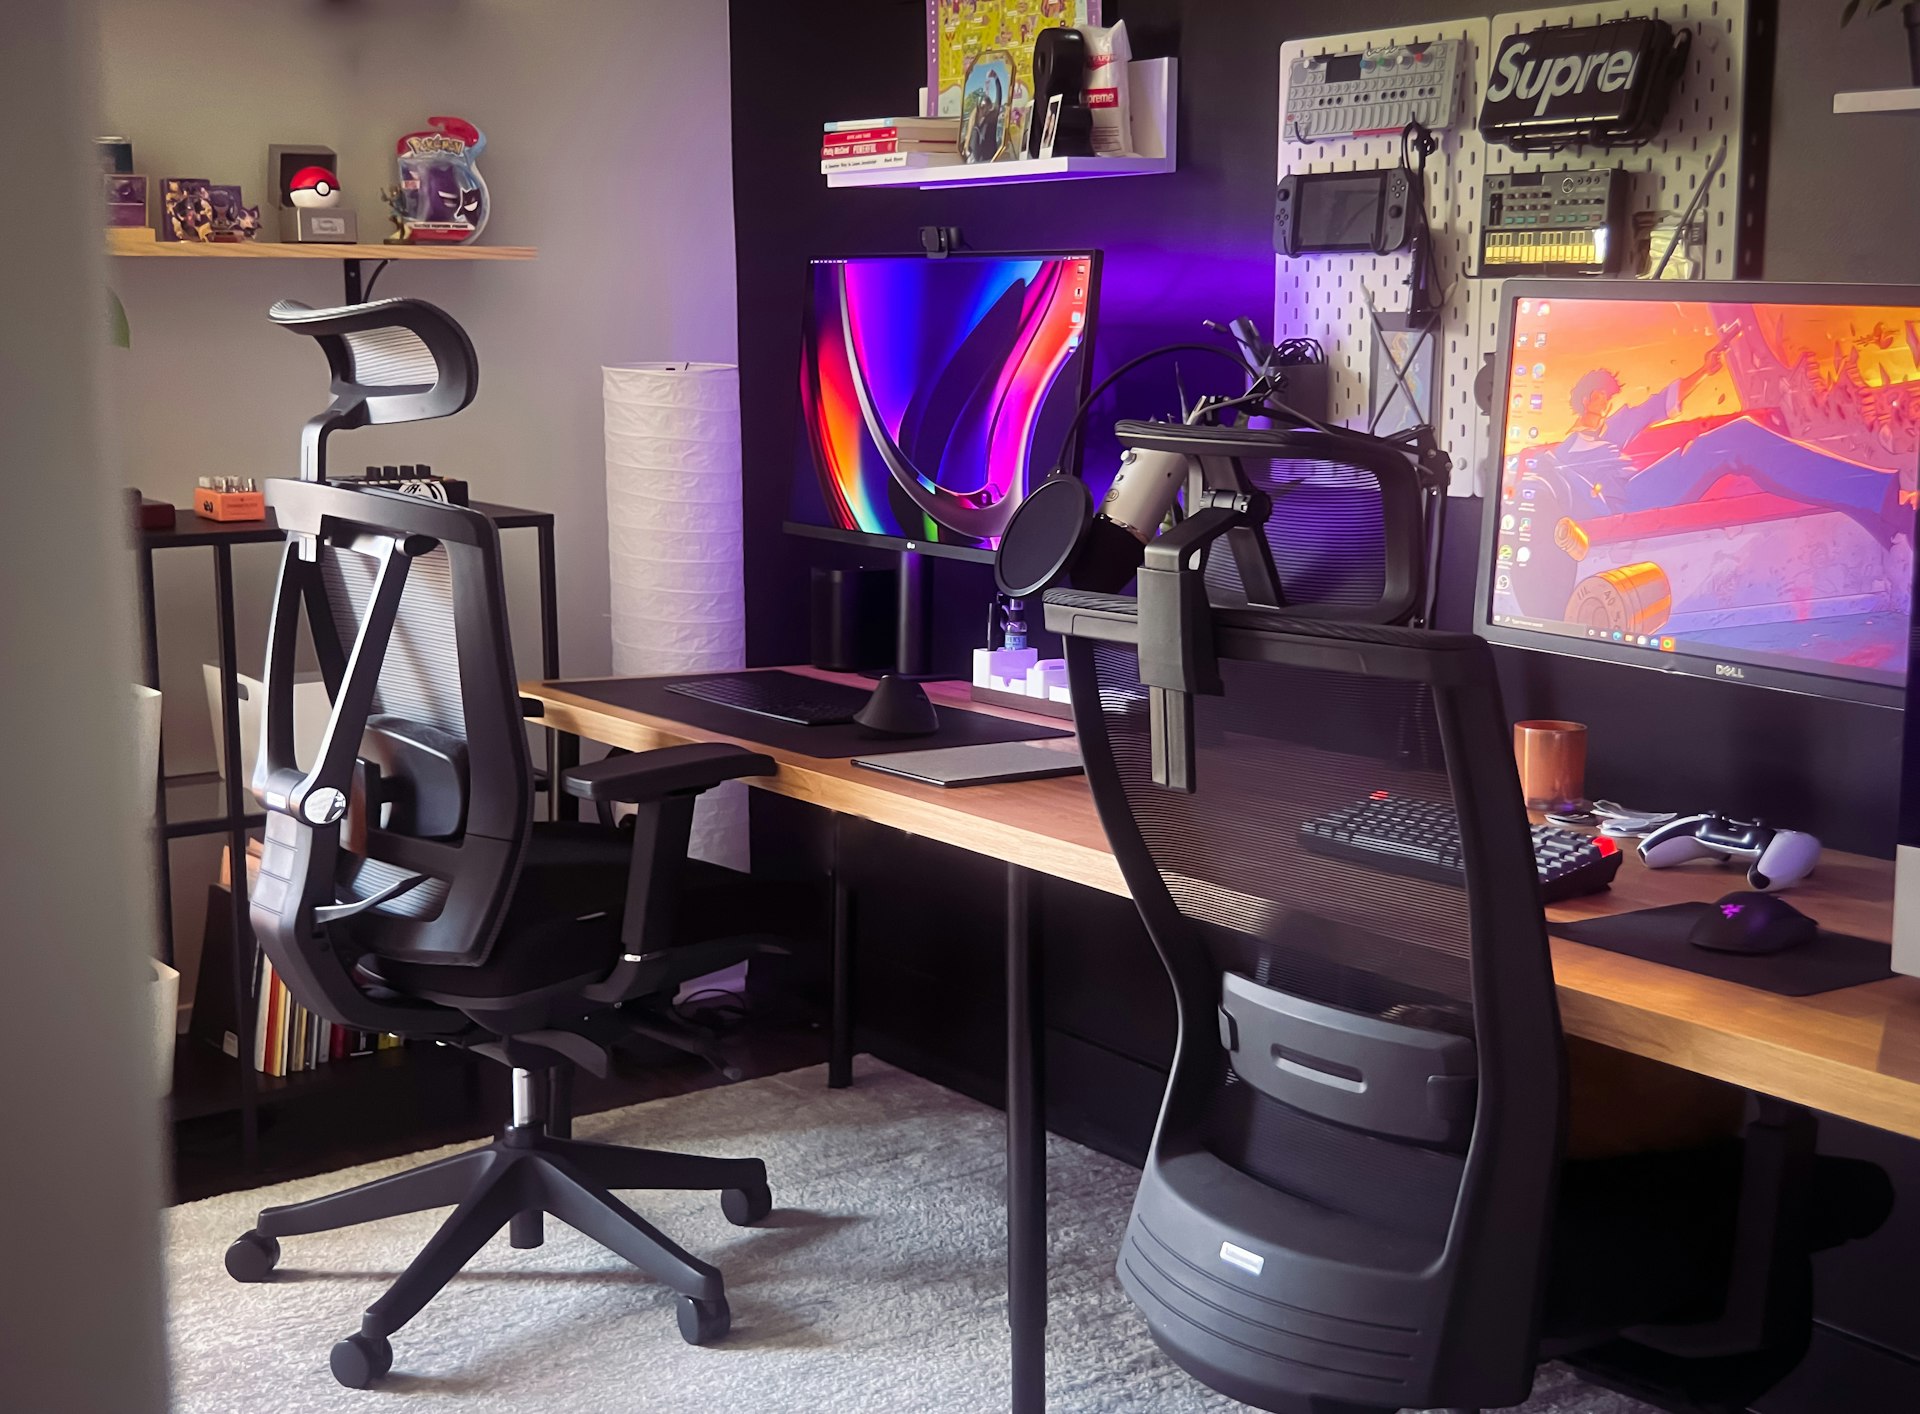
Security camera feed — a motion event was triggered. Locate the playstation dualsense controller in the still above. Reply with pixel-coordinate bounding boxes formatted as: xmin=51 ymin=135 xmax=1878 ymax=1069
xmin=1636 ymin=814 xmax=1821 ymax=892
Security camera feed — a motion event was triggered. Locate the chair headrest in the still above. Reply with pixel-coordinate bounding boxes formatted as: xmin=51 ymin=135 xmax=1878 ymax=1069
xmin=271 ymin=297 xmax=478 ymax=481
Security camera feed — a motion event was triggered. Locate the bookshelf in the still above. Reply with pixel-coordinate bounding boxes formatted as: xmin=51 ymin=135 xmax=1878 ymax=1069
xmin=107 ymin=227 xmax=536 ymax=300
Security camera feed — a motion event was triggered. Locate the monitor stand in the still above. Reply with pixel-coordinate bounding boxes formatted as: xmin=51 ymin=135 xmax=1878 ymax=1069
xmin=849 ymin=549 xmax=940 ymax=736
xmin=895 ymin=548 xmax=933 ymax=678
xmin=859 ymin=548 xmax=941 ymax=680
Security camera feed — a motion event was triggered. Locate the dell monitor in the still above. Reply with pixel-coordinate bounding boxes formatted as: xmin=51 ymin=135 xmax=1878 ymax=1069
xmin=1476 ymin=280 xmax=1920 ymax=710
xmin=789 ymin=251 xmax=1101 ymax=563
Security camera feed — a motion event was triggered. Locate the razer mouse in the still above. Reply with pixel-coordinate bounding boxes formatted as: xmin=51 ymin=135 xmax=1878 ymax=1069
xmin=1689 ymin=891 xmax=1817 ymax=955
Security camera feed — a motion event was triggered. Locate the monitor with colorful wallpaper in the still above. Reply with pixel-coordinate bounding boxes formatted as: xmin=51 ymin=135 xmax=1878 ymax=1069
xmin=789 ymin=251 xmax=1101 ymax=563
xmin=1475 ymin=281 xmax=1920 ymax=709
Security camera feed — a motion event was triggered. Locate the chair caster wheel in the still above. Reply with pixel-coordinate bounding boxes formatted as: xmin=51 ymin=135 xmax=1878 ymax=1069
xmin=677 ymin=1294 xmax=730 ymax=1346
xmin=721 ymin=1182 xmax=772 ymax=1226
xmin=330 ymin=1332 xmax=394 ymax=1388
xmin=224 ymin=1230 xmax=280 ymax=1283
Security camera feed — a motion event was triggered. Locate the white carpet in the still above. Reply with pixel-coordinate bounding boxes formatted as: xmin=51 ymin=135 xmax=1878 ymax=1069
xmin=166 ymin=1058 xmax=1657 ymax=1413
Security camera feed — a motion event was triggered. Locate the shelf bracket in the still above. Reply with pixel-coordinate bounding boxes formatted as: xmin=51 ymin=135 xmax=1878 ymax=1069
xmin=343 ymin=257 xmax=362 ymax=305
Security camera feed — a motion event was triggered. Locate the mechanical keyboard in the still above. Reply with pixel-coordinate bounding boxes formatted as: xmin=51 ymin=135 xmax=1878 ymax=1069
xmin=664 ymin=671 xmax=874 ymax=727
xmin=1299 ymin=790 xmax=1624 ymax=902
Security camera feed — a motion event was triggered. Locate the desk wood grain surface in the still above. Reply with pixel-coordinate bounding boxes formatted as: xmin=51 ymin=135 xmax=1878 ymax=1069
xmin=524 ymin=670 xmax=1920 ymax=1140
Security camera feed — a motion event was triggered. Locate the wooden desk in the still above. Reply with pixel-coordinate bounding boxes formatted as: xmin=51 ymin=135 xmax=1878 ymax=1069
xmin=523 ymin=668 xmax=1920 ymax=1413
xmin=526 ymin=670 xmax=1920 ymax=1143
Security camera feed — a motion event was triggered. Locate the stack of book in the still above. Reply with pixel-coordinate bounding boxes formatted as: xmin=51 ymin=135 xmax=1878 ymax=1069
xmin=821 ymin=117 xmax=962 ymax=174
xmin=253 ymin=953 xmax=400 ymax=1078
xmin=214 ymin=840 xmax=403 ymax=1078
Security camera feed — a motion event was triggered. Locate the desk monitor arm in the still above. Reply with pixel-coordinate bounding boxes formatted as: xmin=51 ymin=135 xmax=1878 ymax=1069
xmin=1138 ymin=488 xmax=1273 ymax=792
xmin=269 ymin=297 xmax=479 ymax=484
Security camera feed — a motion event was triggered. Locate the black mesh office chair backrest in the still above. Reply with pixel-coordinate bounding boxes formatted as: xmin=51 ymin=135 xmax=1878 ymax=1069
xmin=1052 ymin=598 xmax=1566 ymax=1413
xmin=270 ymin=297 xmax=478 ymax=480
xmin=1114 ymin=421 xmax=1430 ymax=624
xmin=250 ymin=479 xmax=532 ymax=1035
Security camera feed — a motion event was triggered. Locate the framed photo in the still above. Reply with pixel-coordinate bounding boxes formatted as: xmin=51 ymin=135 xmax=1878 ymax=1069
xmin=961 ymin=50 xmax=1016 ymax=162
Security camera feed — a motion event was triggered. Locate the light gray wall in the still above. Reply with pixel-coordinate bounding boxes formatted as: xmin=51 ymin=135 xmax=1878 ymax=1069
xmin=1 ymin=3 xmax=171 ymax=1408
xmin=99 ymin=0 xmax=740 ymax=998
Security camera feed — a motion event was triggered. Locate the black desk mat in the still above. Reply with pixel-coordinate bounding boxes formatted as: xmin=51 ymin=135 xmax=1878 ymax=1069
xmin=1550 ymin=903 xmax=1894 ymax=997
xmin=548 ymin=675 xmax=1071 ymax=760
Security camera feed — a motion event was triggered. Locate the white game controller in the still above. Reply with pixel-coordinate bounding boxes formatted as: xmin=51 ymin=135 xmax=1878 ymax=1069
xmin=1636 ymin=813 xmax=1822 ymax=892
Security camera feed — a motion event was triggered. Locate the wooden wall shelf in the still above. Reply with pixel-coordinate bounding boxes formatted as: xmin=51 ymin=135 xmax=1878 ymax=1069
xmin=826 ymin=57 xmax=1177 ymax=190
xmin=106 ymin=230 xmax=535 ymax=261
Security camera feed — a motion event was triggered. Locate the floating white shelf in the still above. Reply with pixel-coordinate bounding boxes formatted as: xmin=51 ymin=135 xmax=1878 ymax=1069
xmin=826 ymin=57 xmax=1176 ymax=190
xmin=1834 ymin=87 xmax=1920 ymax=114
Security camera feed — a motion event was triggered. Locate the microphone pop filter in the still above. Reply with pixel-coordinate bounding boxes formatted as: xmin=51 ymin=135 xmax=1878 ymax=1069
xmin=994 ymin=475 xmax=1092 ymax=598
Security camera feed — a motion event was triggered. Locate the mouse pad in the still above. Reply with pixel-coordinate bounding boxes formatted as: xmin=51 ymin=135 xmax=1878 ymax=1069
xmin=1549 ymin=903 xmax=1895 ymax=997
xmin=545 ymin=676 xmax=1070 ymax=760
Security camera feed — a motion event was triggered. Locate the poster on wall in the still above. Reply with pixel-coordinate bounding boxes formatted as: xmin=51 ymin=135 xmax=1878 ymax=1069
xmin=927 ymin=0 xmax=1100 ymax=157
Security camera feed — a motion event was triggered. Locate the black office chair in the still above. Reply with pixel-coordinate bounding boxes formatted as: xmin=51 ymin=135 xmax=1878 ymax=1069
xmin=223 ymin=298 xmax=788 ymax=1388
xmin=1045 ymin=586 xmax=1889 ymax=1414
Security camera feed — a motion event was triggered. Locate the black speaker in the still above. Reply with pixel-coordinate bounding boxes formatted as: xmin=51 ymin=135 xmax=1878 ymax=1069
xmin=810 ymin=566 xmax=895 ymax=671
xmin=1028 ymin=27 xmax=1089 ymax=157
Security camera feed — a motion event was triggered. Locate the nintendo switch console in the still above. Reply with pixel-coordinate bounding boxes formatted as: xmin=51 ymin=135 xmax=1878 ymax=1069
xmin=1274 ymin=167 xmax=1416 ymax=258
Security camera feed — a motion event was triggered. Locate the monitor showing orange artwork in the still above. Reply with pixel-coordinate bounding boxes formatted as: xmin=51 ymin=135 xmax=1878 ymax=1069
xmin=1476 ymin=281 xmax=1920 ymax=708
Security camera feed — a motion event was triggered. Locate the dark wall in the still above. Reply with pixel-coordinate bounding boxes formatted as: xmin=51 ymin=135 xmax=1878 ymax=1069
xmin=733 ymin=0 xmax=1909 ymax=855
xmin=729 ymin=4 xmax=1920 ymax=1400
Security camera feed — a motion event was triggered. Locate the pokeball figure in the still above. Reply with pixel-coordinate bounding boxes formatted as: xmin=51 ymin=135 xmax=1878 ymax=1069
xmin=287 ymin=166 xmax=342 ymax=209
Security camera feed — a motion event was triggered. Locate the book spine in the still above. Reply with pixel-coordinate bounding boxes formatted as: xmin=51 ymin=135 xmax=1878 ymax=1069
xmin=269 ymin=974 xmax=284 ymax=1078
xmin=820 ymin=137 xmax=956 ymax=158
xmin=253 ymin=957 xmax=273 ymax=1074
xmin=821 ymin=152 xmax=959 ymax=172
xmin=823 ymin=118 xmax=956 ymax=134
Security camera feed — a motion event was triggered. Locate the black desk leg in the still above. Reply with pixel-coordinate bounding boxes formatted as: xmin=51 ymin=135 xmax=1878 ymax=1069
xmin=535 ymin=520 xmax=576 ymax=822
xmin=138 ymin=544 xmax=175 ymax=967
xmin=552 ymin=730 xmax=581 ymax=824
xmin=828 ymin=817 xmax=854 ymax=1089
xmin=214 ymin=545 xmax=259 ymax=1167
xmin=1006 ymin=862 xmax=1045 ymax=1413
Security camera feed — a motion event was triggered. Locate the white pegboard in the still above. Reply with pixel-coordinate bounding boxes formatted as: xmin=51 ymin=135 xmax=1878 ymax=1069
xmin=1276 ymin=20 xmax=1492 ymax=494
xmin=1275 ymin=3 xmax=1753 ymax=495
xmin=1469 ymin=1 xmax=1753 ymax=490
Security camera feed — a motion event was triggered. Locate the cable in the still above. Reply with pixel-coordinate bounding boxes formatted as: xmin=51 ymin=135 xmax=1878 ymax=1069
xmin=1047 ymin=340 xmax=1256 ymax=479
xmin=361 ymin=259 xmax=393 ymax=301
xmin=1652 ymin=134 xmax=1728 ymax=280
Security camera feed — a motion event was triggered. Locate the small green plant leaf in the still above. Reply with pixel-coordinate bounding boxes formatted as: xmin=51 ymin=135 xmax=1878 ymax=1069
xmin=107 ymin=288 xmax=130 ymax=349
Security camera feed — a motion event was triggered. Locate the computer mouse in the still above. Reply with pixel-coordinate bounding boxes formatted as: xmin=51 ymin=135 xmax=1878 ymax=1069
xmin=1688 ymin=891 xmax=1818 ymax=955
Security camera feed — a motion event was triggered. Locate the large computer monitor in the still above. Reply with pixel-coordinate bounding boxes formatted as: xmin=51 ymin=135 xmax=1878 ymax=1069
xmin=1475 ymin=280 xmax=1920 ymax=709
xmin=788 ymin=250 xmax=1101 ymax=563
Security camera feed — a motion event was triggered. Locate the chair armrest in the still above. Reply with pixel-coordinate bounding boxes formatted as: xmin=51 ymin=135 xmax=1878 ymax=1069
xmin=563 ymin=742 xmax=775 ymax=803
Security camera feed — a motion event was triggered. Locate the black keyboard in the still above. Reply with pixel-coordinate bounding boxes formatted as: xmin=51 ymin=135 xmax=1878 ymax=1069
xmin=1299 ymin=791 xmax=1623 ymax=902
xmin=664 ymin=671 xmax=874 ymax=727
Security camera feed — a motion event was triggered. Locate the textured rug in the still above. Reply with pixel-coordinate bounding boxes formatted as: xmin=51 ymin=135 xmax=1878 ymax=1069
xmin=167 ymin=1058 xmax=1657 ymax=1412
